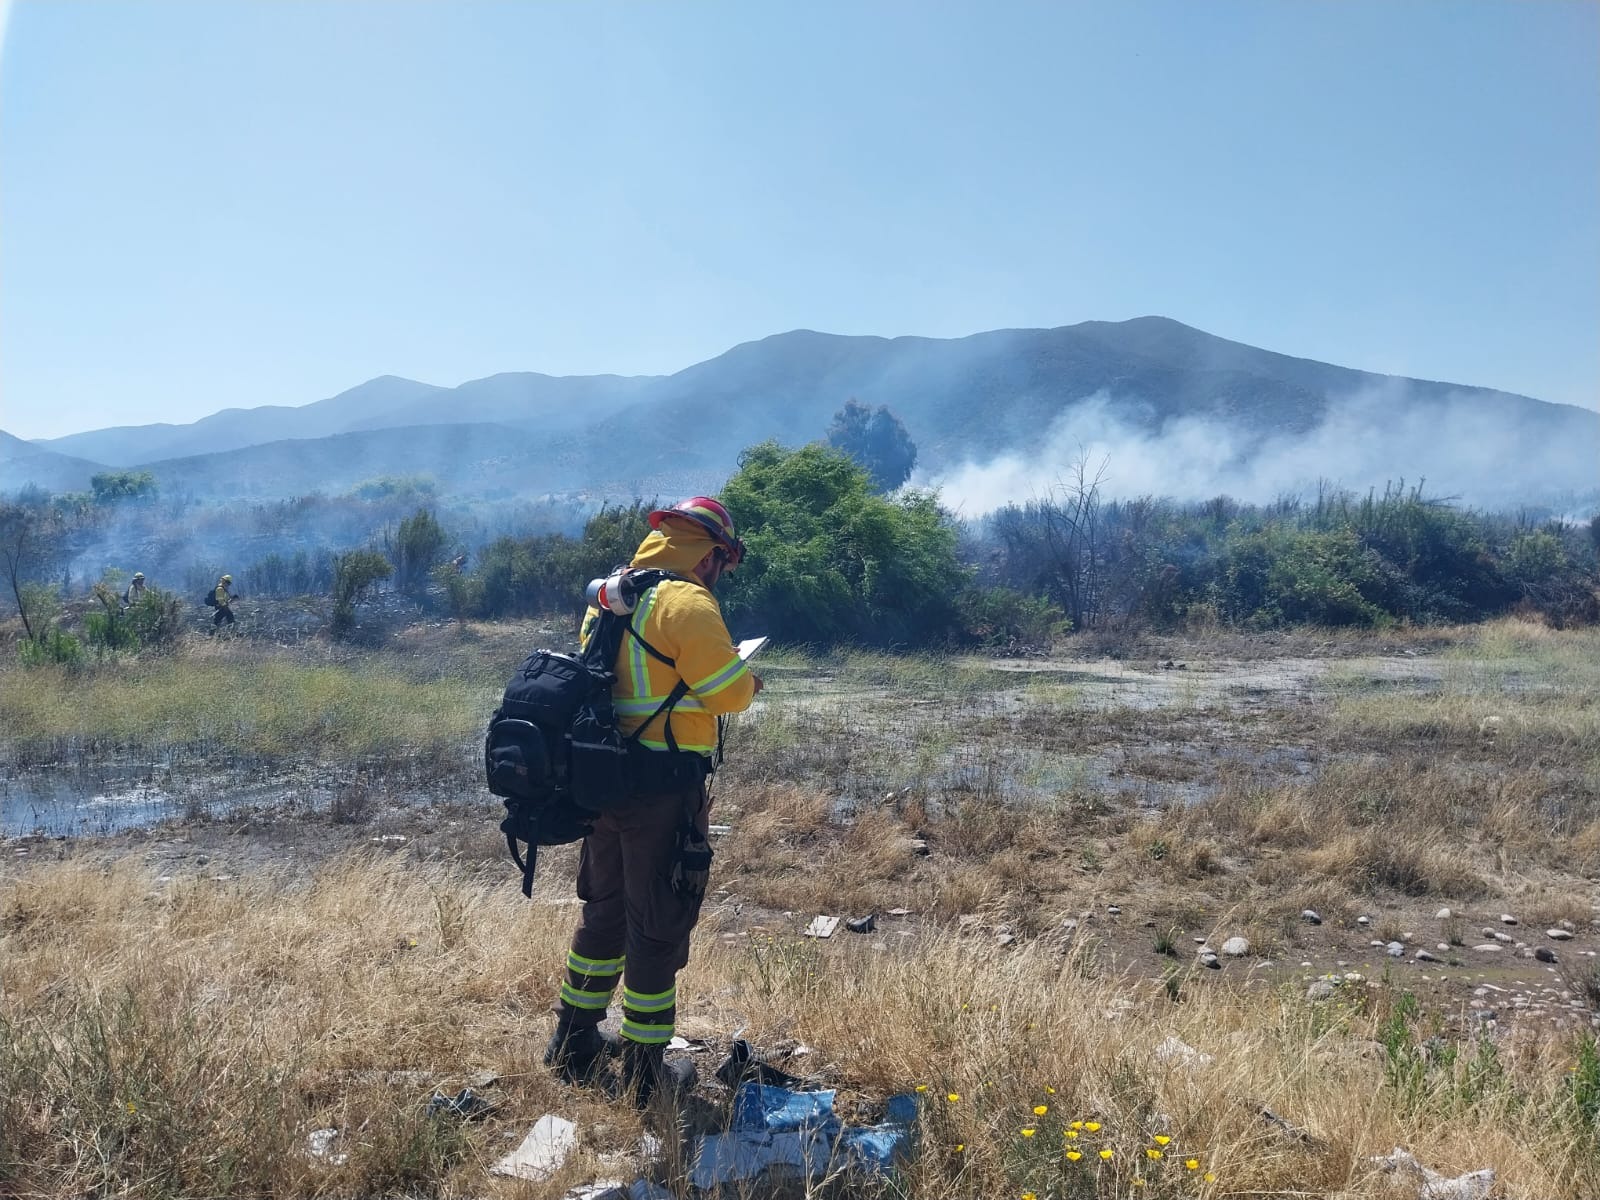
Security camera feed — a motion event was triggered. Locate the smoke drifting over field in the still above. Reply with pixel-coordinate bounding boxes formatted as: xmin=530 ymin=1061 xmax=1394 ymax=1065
xmin=927 ymin=386 xmax=1600 ymax=516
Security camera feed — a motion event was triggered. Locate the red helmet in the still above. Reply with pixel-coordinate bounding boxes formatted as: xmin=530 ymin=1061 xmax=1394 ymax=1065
xmin=648 ymin=496 xmax=745 ymax=566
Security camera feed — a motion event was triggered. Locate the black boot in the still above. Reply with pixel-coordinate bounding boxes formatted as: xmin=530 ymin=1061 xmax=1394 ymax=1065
xmin=544 ymin=1022 xmax=620 ymax=1085
xmin=620 ymin=1040 xmax=697 ymax=1108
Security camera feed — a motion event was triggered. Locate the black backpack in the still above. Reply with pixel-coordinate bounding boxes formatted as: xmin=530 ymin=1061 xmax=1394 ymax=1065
xmin=202 ymin=589 xmax=218 ymax=607
xmin=485 ymin=569 xmax=692 ymax=896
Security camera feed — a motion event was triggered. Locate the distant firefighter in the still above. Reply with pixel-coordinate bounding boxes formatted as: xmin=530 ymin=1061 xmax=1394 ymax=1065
xmin=210 ymin=574 xmax=238 ymax=628
xmin=122 ymin=571 xmax=147 ymax=607
xmin=450 ymin=553 xmax=468 ymax=574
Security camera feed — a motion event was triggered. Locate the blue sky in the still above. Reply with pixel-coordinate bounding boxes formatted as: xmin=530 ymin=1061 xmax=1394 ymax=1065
xmin=1 ymin=0 xmax=1596 ymax=440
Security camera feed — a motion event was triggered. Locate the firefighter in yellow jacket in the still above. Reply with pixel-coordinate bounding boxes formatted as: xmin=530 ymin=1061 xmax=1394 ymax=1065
xmin=546 ymin=496 xmax=760 ymax=1105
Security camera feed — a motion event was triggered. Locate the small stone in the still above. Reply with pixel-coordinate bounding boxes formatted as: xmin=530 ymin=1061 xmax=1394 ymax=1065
xmin=1559 ymin=919 xmax=1577 ymax=932
xmin=1437 ymin=943 xmax=1450 ymax=951
xmin=1493 ymin=932 xmax=1513 ymax=944
xmin=909 ymin=839 xmax=930 ymax=856
xmin=1435 ymin=907 xmax=1453 ymax=920
xmin=1547 ymin=928 xmax=1574 ymax=941
xmin=1357 ymin=915 xmax=1372 ymax=927
xmin=1415 ymin=949 xmax=1441 ymax=963
xmin=1386 ymin=942 xmax=1405 ymax=958
xmin=1306 ymin=981 xmax=1336 ymax=1001
xmin=1301 ymin=909 xmax=1322 ymax=925
xmin=1536 ymin=947 xmax=1558 ymax=964
xmin=1472 ymin=944 xmax=1504 ymax=953
xmin=1106 ymin=905 xmax=1122 ymax=916
xmin=1500 ymin=914 xmax=1519 ymax=925
xmin=1344 ymin=971 xmax=1365 ymax=983
xmin=1221 ymin=936 xmax=1250 ymax=957
xmin=1198 ymin=951 xmax=1221 ymax=969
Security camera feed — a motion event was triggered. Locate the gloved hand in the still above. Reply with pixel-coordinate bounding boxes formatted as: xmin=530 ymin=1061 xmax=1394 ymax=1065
xmin=670 ymin=828 xmax=714 ymax=904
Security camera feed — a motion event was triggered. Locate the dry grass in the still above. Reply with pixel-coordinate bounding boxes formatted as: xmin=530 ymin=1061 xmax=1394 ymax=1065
xmin=2 ymin=855 xmax=1596 ymax=1198
xmin=5 ymin=617 xmax=1600 ymax=1194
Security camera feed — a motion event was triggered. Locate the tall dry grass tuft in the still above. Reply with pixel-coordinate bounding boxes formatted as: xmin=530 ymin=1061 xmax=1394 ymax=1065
xmin=2 ymin=855 xmax=1596 ymax=1198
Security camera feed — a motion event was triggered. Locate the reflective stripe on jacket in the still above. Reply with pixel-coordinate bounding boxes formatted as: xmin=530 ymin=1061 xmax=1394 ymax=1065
xmin=580 ymin=579 xmax=754 ymax=754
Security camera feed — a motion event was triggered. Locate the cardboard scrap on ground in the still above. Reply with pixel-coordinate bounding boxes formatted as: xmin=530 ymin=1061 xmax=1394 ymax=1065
xmin=492 ymin=1114 xmax=576 ymax=1182
xmin=805 ymin=915 xmax=841 ymax=939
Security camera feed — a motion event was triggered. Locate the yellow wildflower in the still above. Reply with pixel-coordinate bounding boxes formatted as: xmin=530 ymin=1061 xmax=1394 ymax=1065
xmin=1044 ymin=1085 xmax=1056 ymax=1094
xmin=1085 ymin=1121 xmax=1102 ymax=1132
xmin=126 ymin=1102 xmax=136 ymax=1114
xmin=1022 ymin=1194 xmax=1036 ymax=1200
xmin=915 ymin=1084 xmax=928 ymax=1093
xmin=1154 ymin=1134 xmax=1171 ymax=1146
xmin=1185 ymin=1157 xmax=1200 ymax=1170
xmin=947 ymin=1093 xmax=960 ymax=1103
xmin=1099 ymin=1148 xmax=1114 ymax=1160
xmin=1064 ymin=1129 xmax=1079 ymax=1139
xmin=1033 ymin=1104 xmax=1049 ymax=1116
xmin=1021 ymin=1128 xmax=1037 ymax=1138
xmin=1204 ymin=1172 xmax=1216 ymax=1183
xmin=1146 ymin=1148 xmax=1163 ymax=1160
xmin=1131 ymin=1177 xmax=1146 ymax=1188
xmin=1070 ymin=1121 xmax=1084 ymax=1130
xmin=955 ymin=1143 xmax=965 ymax=1153
xmin=1066 ymin=1149 xmax=1083 ymax=1161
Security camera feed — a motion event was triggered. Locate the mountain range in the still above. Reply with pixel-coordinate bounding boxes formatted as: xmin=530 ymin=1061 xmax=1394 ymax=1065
xmin=5 ymin=317 xmax=1595 ymax=508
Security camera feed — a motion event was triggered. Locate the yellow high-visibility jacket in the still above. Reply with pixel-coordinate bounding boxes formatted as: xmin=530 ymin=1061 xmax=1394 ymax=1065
xmin=580 ymin=579 xmax=755 ymax=755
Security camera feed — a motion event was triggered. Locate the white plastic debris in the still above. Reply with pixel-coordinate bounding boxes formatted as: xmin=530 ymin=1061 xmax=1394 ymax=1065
xmin=305 ymin=1127 xmax=349 ymax=1166
xmin=493 ymin=1114 xmax=577 ymax=1182
xmin=805 ymin=915 xmax=841 ymax=939
xmin=1153 ymin=1035 xmax=1214 ymax=1068
xmin=1370 ymin=1147 xmax=1495 ymax=1200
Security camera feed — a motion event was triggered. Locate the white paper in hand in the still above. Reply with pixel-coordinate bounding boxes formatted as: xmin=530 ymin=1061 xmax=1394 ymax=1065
xmin=736 ymin=637 xmax=769 ymax=662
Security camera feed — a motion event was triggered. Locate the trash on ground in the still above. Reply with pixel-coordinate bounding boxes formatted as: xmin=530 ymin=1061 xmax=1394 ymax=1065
xmin=562 ymin=1180 xmax=675 ymax=1200
xmin=305 ymin=1127 xmax=349 ymax=1166
xmin=716 ymin=1039 xmax=808 ymax=1089
xmin=1153 ymin=1035 xmax=1214 ymax=1068
xmin=690 ymin=1083 xmax=917 ymax=1189
xmin=1370 ymin=1147 xmax=1495 ymax=1200
xmin=427 ymin=1085 xmax=495 ymax=1120
xmin=845 ymin=914 xmax=876 ymax=933
xmin=805 ymin=915 xmax=841 ymax=939
xmin=564 ymin=1183 xmax=625 ymax=1200
xmin=492 ymin=1113 xmax=577 ymax=1182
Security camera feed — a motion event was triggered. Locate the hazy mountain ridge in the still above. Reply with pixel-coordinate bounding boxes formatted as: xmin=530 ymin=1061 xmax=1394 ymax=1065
xmin=0 ymin=430 xmax=107 ymax=494
xmin=7 ymin=317 xmax=1596 ymax=507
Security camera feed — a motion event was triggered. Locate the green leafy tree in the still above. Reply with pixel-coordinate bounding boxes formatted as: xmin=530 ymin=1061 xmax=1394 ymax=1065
xmin=719 ymin=441 xmax=964 ymax=646
xmin=825 ymin=399 xmax=918 ymax=493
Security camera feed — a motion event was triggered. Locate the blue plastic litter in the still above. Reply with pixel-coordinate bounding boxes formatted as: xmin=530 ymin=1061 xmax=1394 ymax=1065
xmin=690 ymin=1083 xmax=918 ymax=1189
xmin=731 ymin=1085 xmax=841 ymax=1135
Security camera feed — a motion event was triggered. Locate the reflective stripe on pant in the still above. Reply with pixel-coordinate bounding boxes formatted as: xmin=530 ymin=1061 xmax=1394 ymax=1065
xmin=557 ymin=777 xmax=709 ymax=1042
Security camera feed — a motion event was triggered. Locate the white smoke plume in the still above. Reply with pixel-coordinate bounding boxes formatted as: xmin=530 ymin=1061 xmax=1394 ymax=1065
xmin=924 ymin=386 xmax=1599 ymax=516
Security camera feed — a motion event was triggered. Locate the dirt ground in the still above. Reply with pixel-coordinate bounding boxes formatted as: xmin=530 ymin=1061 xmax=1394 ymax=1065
xmin=10 ymin=625 xmax=1595 ymax=1047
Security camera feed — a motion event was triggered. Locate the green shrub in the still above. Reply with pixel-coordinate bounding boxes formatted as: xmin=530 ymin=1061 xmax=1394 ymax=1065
xmin=331 ymin=550 xmax=393 ymax=638
xmin=953 ymin=586 xmax=1069 ymax=647
xmin=720 ymin=442 xmax=967 ymax=646
xmin=18 ymin=629 xmax=84 ymax=667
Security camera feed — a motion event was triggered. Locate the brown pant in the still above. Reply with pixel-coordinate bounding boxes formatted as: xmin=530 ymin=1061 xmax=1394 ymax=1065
xmin=558 ymin=783 xmax=709 ymax=1045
